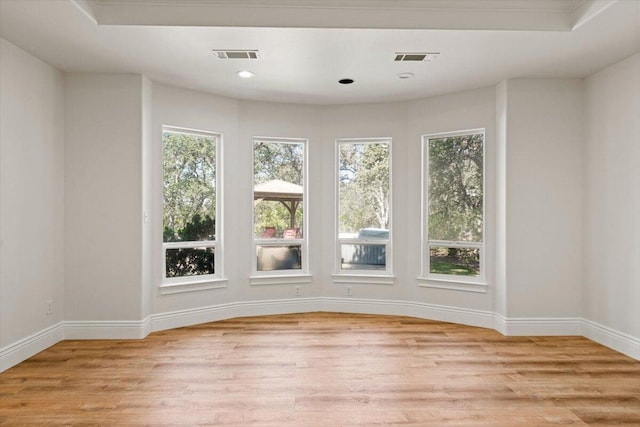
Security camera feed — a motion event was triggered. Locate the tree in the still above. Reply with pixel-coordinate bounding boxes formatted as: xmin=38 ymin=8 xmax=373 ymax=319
xmin=164 ymin=214 xmax=215 ymax=277
xmin=427 ymin=133 xmax=483 ymax=242
xmin=339 ymin=142 xmax=390 ymax=233
xmin=254 ymin=141 xmax=303 ymax=186
xmin=162 ymin=132 xmax=217 ymax=277
xmin=163 ymin=132 xmax=216 ymax=242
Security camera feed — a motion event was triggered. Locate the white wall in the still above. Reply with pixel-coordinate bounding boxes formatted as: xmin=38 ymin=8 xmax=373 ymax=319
xmin=64 ymin=73 xmax=145 ymax=324
xmin=501 ymin=79 xmax=584 ymax=320
xmin=0 ymin=39 xmax=65 ymax=348
xmin=583 ymin=53 xmax=640 ymax=341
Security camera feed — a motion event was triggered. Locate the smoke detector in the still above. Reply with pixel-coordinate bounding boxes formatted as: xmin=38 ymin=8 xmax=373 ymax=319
xmin=213 ymin=50 xmax=259 ymax=59
xmin=397 ymin=72 xmax=415 ymax=79
xmin=394 ymin=52 xmax=439 ymax=62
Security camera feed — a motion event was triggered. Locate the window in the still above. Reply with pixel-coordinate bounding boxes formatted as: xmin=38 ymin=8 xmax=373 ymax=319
xmin=423 ymin=130 xmax=484 ymax=284
xmin=336 ymin=138 xmax=392 ymax=276
xmin=253 ymin=138 xmax=307 ymax=277
xmin=162 ymin=126 xmax=222 ymax=286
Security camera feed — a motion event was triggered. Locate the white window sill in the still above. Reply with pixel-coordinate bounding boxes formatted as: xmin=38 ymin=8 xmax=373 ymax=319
xmin=417 ymin=276 xmax=487 ymax=293
xmin=160 ymin=277 xmax=228 ymax=295
xmin=332 ymin=273 xmax=395 ymax=285
xmin=250 ymin=274 xmax=312 ymax=286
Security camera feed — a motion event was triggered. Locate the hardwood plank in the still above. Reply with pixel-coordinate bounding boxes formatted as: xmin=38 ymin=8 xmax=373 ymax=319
xmin=0 ymin=312 xmax=638 ymax=426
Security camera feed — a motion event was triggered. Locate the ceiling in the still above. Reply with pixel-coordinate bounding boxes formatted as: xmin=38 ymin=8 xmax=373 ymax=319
xmin=1 ymin=0 xmax=638 ymax=105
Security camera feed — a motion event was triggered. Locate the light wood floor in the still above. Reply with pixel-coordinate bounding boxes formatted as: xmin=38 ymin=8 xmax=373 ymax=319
xmin=1 ymin=312 xmax=639 ymax=426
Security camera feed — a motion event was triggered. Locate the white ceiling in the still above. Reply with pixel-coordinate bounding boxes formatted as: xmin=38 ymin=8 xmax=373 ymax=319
xmin=1 ymin=0 xmax=638 ymax=105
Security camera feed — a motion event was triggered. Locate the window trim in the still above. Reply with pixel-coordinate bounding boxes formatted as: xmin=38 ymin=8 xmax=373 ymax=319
xmin=421 ymin=129 xmax=486 ymax=286
xmin=335 ymin=137 xmax=393 ymax=278
xmin=251 ymin=136 xmax=309 ymax=280
xmin=161 ymin=125 xmax=224 ymax=289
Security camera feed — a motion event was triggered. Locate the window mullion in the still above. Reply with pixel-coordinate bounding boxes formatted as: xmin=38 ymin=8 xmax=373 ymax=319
xmin=427 ymin=240 xmax=482 ymax=248
xmin=163 ymin=240 xmax=216 ymax=249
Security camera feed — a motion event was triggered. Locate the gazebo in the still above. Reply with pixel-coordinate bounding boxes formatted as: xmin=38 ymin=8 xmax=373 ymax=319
xmin=253 ymin=179 xmax=303 ymax=230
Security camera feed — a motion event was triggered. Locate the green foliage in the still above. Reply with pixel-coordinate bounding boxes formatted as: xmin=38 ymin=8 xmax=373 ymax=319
xmin=429 ymin=246 xmax=480 ymax=277
xmin=429 ymin=260 xmax=477 ymax=276
xmin=254 ymin=141 xmax=303 ymax=185
xmin=165 ymin=247 xmax=215 ymax=278
xmin=164 ymin=213 xmax=216 ymax=277
xmin=164 ymin=213 xmax=215 ymax=243
xmin=428 ymin=134 xmax=483 ymax=242
xmin=254 ymin=201 xmax=303 ymax=237
xmin=163 ymin=132 xmax=216 ymax=242
xmin=339 ymin=143 xmax=390 ymax=233
xmin=429 ymin=246 xmax=480 ymax=276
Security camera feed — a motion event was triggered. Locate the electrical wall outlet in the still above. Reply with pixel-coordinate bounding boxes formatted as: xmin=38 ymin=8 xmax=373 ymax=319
xmin=347 ymin=286 xmax=352 ymax=296
xmin=295 ymin=286 xmax=301 ymax=297
xmin=46 ymin=299 xmax=53 ymax=315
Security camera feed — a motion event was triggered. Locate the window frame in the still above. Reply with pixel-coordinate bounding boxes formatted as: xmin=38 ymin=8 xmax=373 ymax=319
xmin=334 ymin=137 xmax=393 ymax=279
xmin=421 ymin=129 xmax=486 ymax=287
xmin=251 ymin=136 xmax=309 ymax=282
xmin=161 ymin=125 xmax=224 ymax=290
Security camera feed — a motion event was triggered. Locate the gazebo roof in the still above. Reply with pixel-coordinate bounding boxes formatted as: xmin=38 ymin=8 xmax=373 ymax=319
xmin=254 ymin=179 xmax=303 ymax=202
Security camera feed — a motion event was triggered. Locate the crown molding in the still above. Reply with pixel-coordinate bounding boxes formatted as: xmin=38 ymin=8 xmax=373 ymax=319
xmin=70 ymin=0 xmax=615 ymax=31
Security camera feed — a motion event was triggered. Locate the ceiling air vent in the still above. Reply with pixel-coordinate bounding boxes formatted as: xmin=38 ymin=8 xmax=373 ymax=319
xmin=213 ymin=50 xmax=259 ymax=59
xmin=394 ymin=52 xmax=439 ymax=62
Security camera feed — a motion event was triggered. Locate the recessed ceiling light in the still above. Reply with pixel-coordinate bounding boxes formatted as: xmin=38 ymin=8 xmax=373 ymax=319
xmin=237 ymin=70 xmax=254 ymax=79
xmin=339 ymin=78 xmax=354 ymax=84
xmin=397 ymin=72 xmax=415 ymax=79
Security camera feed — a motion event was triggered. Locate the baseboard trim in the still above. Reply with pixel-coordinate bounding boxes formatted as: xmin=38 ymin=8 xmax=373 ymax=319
xmin=494 ymin=314 xmax=583 ymax=336
xmin=582 ymin=319 xmax=640 ymax=360
xmin=406 ymin=301 xmax=495 ymax=329
xmin=320 ymin=297 xmax=495 ymax=330
xmin=0 ymin=323 xmax=64 ymax=373
xmin=320 ymin=297 xmax=408 ymax=317
xmin=2 ymin=299 xmax=638 ymax=373
xmin=64 ymin=319 xmax=150 ymax=339
xmin=150 ymin=297 xmax=321 ymax=333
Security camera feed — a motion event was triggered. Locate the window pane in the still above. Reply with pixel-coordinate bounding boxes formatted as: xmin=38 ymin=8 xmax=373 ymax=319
xmin=254 ymin=141 xmax=304 ymax=239
xmin=338 ymin=142 xmax=390 ymax=234
xmin=163 ymin=131 xmax=216 ymax=243
xmin=429 ymin=246 xmax=479 ymax=277
xmin=341 ymin=243 xmax=386 ymax=270
xmin=428 ymin=134 xmax=483 ymax=242
xmin=257 ymin=245 xmax=302 ymax=271
xmin=166 ymin=247 xmax=215 ymax=277
xmin=254 ymin=201 xmax=303 ymax=239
